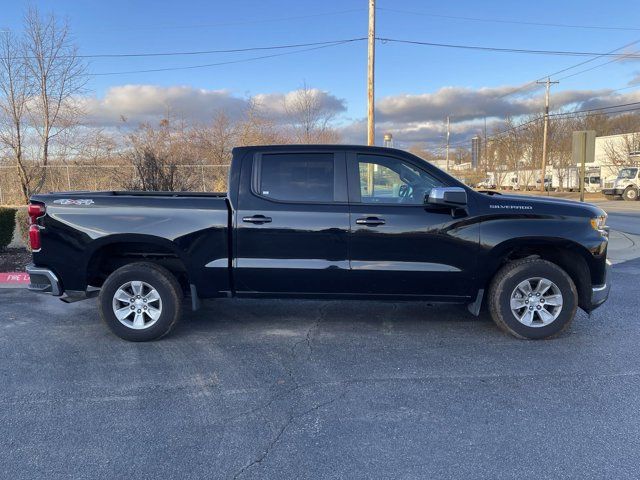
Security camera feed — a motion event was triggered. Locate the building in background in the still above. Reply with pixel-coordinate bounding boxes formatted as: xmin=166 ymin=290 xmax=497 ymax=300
xmin=471 ymin=136 xmax=481 ymax=169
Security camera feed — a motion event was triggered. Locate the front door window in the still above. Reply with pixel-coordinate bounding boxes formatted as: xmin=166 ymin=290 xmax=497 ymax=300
xmin=357 ymin=155 xmax=443 ymax=204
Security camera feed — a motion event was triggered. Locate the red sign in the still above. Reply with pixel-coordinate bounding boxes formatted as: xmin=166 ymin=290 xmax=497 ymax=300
xmin=0 ymin=272 xmax=30 ymax=284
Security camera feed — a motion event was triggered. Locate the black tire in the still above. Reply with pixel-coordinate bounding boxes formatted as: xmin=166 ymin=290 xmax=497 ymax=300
xmin=623 ymin=187 xmax=638 ymax=201
xmin=98 ymin=262 xmax=183 ymax=341
xmin=488 ymin=258 xmax=578 ymax=340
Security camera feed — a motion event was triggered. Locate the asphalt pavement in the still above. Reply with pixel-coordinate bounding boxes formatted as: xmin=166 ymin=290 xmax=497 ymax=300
xmin=1 ymin=258 xmax=640 ymax=479
xmin=593 ymin=200 xmax=640 ymax=235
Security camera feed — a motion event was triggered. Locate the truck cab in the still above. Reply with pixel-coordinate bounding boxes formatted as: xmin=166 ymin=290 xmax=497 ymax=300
xmin=603 ymin=167 xmax=639 ymax=201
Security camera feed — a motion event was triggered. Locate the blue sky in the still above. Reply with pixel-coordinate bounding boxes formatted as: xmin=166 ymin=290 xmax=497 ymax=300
xmin=3 ymin=0 xmax=640 ymax=146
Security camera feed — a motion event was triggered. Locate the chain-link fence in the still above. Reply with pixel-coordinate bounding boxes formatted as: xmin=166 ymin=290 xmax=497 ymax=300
xmin=0 ymin=164 xmax=231 ymax=205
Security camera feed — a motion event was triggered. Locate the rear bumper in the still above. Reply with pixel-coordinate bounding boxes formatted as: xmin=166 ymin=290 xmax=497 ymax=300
xmin=589 ymin=264 xmax=610 ymax=311
xmin=26 ymin=264 xmax=63 ymax=296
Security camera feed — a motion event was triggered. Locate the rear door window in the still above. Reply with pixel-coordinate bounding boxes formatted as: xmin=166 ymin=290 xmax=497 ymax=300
xmin=257 ymin=153 xmax=335 ymax=202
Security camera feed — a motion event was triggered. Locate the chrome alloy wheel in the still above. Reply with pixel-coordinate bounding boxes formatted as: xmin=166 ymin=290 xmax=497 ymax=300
xmin=510 ymin=277 xmax=563 ymax=327
xmin=112 ymin=281 xmax=162 ymax=330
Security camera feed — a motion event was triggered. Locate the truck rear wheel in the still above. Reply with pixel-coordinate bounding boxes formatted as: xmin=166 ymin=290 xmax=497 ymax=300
xmin=623 ymin=187 xmax=638 ymax=201
xmin=488 ymin=258 xmax=578 ymax=339
xmin=98 ymin=262 xmax=183 ymax=341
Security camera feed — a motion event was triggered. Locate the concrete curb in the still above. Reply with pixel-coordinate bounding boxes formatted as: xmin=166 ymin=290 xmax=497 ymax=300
xmin=607 ymin=231 xmax=640 ymax=265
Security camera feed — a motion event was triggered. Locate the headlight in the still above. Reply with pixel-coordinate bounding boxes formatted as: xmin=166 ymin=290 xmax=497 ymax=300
xmin=590 ymin=214 xmax=607 ymax=232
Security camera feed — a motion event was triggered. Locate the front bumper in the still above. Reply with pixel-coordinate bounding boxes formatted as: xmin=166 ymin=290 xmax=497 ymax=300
xmin=589 ymin=263 xmax=610 ymax=310
xmin=26 ymin=264 xmax=63 ymax=296
xmin=602 ymin=188 xmax=625 ymax=196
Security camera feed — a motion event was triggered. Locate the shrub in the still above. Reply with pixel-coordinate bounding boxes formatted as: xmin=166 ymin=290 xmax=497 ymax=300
xmin=15 ymin=207 xmax=30 ymax=251
xmin=0 ymin=207 xmax=17 ymax=251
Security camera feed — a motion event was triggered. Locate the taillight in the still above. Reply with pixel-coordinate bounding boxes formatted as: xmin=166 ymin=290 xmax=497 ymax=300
xmin=28 ymin=203 xmax=45 ymax=251
xmin=28 ymin=203 xmax=45 ymax=225
xmin=29 ymin=225 xmax=41 ymax=251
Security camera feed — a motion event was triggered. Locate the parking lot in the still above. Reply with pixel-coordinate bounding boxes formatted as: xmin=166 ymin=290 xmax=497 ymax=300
xmin=1 ymin=255 xmax=639 ymax=479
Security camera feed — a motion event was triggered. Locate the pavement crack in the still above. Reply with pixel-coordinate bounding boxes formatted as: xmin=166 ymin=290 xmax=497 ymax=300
xmin=295 ymin=302 xmax=328 ymax=359
xmin=231 ymin=415 xmax=293 ymax=480
xmin=230 ymin=386 xmax=347 ymax=480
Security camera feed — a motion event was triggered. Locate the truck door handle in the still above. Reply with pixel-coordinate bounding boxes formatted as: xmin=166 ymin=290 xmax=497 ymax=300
xmin=356 ymin=217 xmax=385 ymax=226
xmin=242 ymin=215 xmax=272 ymax=224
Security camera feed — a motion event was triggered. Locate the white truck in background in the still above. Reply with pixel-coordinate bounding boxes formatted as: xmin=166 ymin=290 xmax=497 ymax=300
xmin=602 ymin=166 xmax=640 ymax=201
xmin=552 ymin=167 xmax=601 ymax=193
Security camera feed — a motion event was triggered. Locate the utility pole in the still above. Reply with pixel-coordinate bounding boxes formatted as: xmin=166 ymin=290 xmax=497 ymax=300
xmin=367 ymin=0 xmax=375 ymax=146
xmin=536 ymin=77 xmax=559 ymax=192
xmin=445 ymin=116 xmax=450 ymax=171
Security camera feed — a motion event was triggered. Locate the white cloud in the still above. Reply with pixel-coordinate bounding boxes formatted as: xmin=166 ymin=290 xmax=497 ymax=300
xmin=375 ymin=85 xmax=615 ymax=124
xmin=340 ymin=85 xmax=640 ymax=147
xmin=80 ymin=84 xmax=346 ymax=128
xmin=81 ymin=85 xmax=248 ymax=126
xmin=252 ymin=88 xmax=347 ymax=120
xmin=76 ymin=81 xmax=640 ymax=147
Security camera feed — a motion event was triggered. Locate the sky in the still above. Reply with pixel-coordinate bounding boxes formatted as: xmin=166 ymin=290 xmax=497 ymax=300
xmin=2 ymin=0 xmax=640 ymax=149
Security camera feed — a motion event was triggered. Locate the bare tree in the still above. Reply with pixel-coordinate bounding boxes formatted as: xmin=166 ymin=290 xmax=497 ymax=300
xmin=121 ymin=121 xmax=198 ymax=192
xmin=23 ymin=6 xmax=86 ymax=168
xmin=0 ymin=31 xmax=32 ymax=202
xmin=602 ymin=132 xmax=640 ymax=172
xmin=548 ymin=116 xmax=575 ymax=191
xmin=487 ymin=117 xmax=523 ymax=189
xmin=238 ymin=98 xmax=287 ymax=146
xmin=284 ymin=83 xmax=340 ymax=143
xmin=191 ymin=111 xmax=237 ymax=165
xmin=0 ymin=8 xmax=86 ymax=203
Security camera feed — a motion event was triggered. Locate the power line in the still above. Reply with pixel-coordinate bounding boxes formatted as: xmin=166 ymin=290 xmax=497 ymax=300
xmin=550 ymin=101 xmax=640 ymax=117
xmin=89 ymin=39 xmax=364 ymax=76
xmin=447 ymin=101 xmax=640 ymax=149
xmin=444 ymin=38 xmax=640 ymax=146
xmin=76 ymin=38 xmax=368 ymax=59
xmin=377 ymin=37 xmax=640 ymax=59
xmin=556 ymin=48 xmax=640 ymax=81
xmin=490 ymin=39 xmax=640 ymax=101
xmin=67 ymin=36 xmax=640 ymax=61
xmin=609 ymin=84 xmax=640 ymax=93
xmin=377 ymin=7 xmax=640 ymax=32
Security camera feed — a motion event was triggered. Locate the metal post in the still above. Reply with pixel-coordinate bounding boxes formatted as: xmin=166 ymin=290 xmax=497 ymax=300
xmin=201 ymin=165 xmax=206 ymax=192
xmin=367 ymin=0 xmax=375 ymax=146
xmin=66 ymin=165 xmax=71 ymax=190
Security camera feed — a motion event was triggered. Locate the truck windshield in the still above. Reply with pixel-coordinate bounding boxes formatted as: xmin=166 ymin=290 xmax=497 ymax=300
xmin=618 ymin=168 xmax=638 ymax=179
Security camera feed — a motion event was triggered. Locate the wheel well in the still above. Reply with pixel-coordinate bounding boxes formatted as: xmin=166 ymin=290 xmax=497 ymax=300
xmin=87 ymin=242 xmax=189 ymax=293
xmin=497 ymin=245 xmax=592 ymax=310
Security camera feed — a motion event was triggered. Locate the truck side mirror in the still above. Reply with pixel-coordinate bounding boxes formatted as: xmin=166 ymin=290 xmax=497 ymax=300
xmin=427 ymin=187 xmax=468 ymax=207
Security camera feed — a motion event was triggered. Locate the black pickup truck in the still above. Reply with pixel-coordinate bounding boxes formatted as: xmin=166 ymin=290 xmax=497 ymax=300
xmin=27 ymin=145 xmax=610 ymax=341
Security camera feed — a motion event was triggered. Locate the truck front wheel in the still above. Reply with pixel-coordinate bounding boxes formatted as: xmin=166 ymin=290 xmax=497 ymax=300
xmin=623 ymin=187 xmax=638 ymax=201
xmin=488 ymin=258 xmax=578 ymax=339
xmin=98 ymin=262 xmax=183 ymax=341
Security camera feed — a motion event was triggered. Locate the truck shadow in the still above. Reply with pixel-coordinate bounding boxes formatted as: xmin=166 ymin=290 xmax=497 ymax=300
xmin=173 ymin=298 xmax=497 ymax=341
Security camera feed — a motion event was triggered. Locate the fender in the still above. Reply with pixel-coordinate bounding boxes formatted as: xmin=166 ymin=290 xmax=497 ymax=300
xmin=84 ymin=233 xmax=191 ymax=275
xmin=477 ymin=214 xmax=608 ymax=297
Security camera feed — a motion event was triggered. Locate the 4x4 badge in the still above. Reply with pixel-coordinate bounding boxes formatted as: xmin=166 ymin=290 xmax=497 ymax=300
xmin=53 ymin=199 xmax=95 ymax=206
